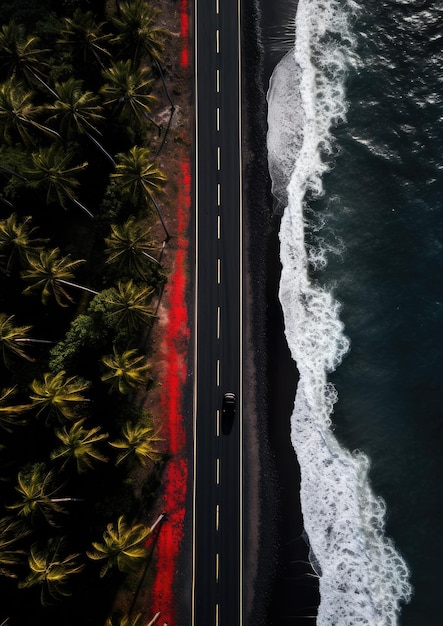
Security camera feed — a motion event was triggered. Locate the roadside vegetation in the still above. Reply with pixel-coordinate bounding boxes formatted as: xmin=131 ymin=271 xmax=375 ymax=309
xmin=0 ymin=0 xmax=174 ymax=623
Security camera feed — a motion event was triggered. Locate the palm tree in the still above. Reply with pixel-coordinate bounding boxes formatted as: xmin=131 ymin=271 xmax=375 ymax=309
xmin=18 ymin=540 xmax=84 ymax=605
xmin=0 ymin=313 xmax=52 ymax=367
xmin=100 ymin=60 xmax=157 ymax=130
xmin=87 ymin=515 xmax=152 ymax=577
xmin=105 ymin=216 xmax=160 ymax=279
xmin=0 ymin=387 xmax=30 ymax=432
xmin=29 ymin=371 xmax=90 ymax=423
xmin=44 ymin=78 xmax=114 ymax=165
xmin=105 ymin=613 xmax=161 ymax=626
xmin=0 ymin=213 xmax=47 ymax=275
xmin=0 ymin=313 xmax=34 ymax=365
xmin=105 ymin=280 xmax=155 ymax=334
xmin=0 ymin=22 xmax=52 ymax=90
xmin=45 ymin=78 xmax=104 ymax=137
xmin=0 ymin=517 xmax=30 ymax=579
xmin=111 ymin=147 xmax=169 ymax=240
xmin=111 ymin=0 xmax=167 ymax=64
xmin=6 ymin=464 xmax=68 ymax=526
xmin=0 ymin=78 xmax=60 ymax=146
xmin=101 ymin=347 xmax=151 ymax=395
xmin=24 ymin=145 xmax=92 ymax=218
xmin=110 ymin=417 xmax=163 ymax=467
xmin=21 ymin=248 xmax=97 ymax=307
xmin=110 ymin=0 xmax=175 ymax=146
xmin=51 ymin=418 xmax=109 ymax=473
xmin=112 ymin=146 xmax=165 ymax=202
xmin=58 ymin=9 xmax=112 ymax=68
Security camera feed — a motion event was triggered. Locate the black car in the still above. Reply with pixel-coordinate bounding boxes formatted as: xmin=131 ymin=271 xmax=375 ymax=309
xmin=222 ymin=392 xmax=236 ymax=434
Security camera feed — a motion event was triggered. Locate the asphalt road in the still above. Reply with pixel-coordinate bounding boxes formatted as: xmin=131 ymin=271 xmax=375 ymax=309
xmin=191 ymin=0 xmax=244 ymax=623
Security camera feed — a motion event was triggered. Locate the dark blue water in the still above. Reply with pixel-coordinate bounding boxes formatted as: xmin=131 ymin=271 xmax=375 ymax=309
xmin=311 ymin=1 xmax=443 ymax=624
xmin=266 ymin=0 xmax=443 ymax=623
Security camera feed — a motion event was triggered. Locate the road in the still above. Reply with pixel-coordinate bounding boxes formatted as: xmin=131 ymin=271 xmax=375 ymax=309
xmin=191 ymin=0 xmax=244 ymax=623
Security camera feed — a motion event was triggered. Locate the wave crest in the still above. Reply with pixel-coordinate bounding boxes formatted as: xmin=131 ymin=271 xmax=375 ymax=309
xmin=267 ymin=0 xmax=413 ymax=623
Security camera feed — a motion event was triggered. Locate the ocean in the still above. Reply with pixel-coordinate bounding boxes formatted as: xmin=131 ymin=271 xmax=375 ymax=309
xmin=265 ymin=0 xmax=443 ymax=624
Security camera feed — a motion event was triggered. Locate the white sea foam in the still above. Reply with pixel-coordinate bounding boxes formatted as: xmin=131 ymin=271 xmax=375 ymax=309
xmin=266 ymin=0 xmax=413 ymax=623
xmin=266 ymin=49 xmax=304 ymax=214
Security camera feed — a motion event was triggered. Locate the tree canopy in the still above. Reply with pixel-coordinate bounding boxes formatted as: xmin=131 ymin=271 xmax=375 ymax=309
xmin=0 ymin=1 xmax=174 ymax=623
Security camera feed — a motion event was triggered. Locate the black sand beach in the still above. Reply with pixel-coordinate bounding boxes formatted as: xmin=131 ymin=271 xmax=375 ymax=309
xmin=242 ymin=0 xmax=320 ymax=622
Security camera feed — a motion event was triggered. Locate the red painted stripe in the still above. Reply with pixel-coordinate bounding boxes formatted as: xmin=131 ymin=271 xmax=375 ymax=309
xmin=149 ymin=150 xmax=191 ymax=623
xmin=180 ymin=0 xmax=190 ymax=67
xmin=148 ymin=1 xmax=191 ymax=617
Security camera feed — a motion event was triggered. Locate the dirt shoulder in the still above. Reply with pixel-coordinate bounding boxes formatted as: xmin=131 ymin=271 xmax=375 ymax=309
xmin=108 ymin=1 xmax=193 ymax=623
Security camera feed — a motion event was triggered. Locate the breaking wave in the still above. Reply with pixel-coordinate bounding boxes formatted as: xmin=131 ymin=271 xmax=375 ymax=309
xmin=266 ymin=0 xmax=413 ymax=623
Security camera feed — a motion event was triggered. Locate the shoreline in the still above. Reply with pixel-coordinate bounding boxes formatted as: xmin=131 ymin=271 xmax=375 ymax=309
xmin=242 ymin=0 xmax=321 ymax=622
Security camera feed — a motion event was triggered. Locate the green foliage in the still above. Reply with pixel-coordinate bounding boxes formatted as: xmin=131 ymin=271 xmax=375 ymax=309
xmin=104 ymin=216 xmax=161 ymax=281
xmin=0 ymin=1 xmax=54 ymax=30
xmin=29 ymin=370 xmax=91 ymax=422
xmin=0 ymin=0 xmax=172 ymax=620
xmin=6 ymin=462 xmax=67 ymax=527
xmin=18 ymin=539 xmax=84 ymax=605
xmin=48 ymin=280 xmax=156 ymax=375
xmin=87 ymin=515 xmax=151 ymax=577
xmin=0 ymin=516 xmax=30 ymax=578
xmin=0 ymin=144 xmax=30 ymax=200
xmin=51 ymin=418 xmax=109 ymax=473
xmin=0 ymin=386 xmax=31 ymax=431
xmin=103 ymin=280 xmax=156 ymax=335
xmin=96 ymin=183 xmax=130 ymax=228
xmin=101 ymin=347 xmax=151 ymax=395
xmin=24 ymin=145 xmax=88 ymax=210
xmin=0 ymin=313 xmax=34 ymax=365
xmin=105 ymin=613 xmax=145 ymax=626
xmin=0 ymin=21 xmax=51 ymax=85
xmin=110 ymin=413 xmax=163 ymax=468
xmin=48 ymin=312 xmax=109 ymax=374
xmin=21 ymin=248 xmax=87 ymax=307
xmin=101 ymin=60 xmax=156 ymax=133
xmin=0 ymin=77 xmax=54 ymax=147
xmin=58 ymin=9 xmax=112 ymax=69
xmin=111 ymin=146 xmax=166 ymax=208
xmin=0 ymin=213 xmax=48 ymax=276
xmin=110 ymin=0 xmax=167 ymax=64
xmin=44 ymin=78 xmax=105 ymax=138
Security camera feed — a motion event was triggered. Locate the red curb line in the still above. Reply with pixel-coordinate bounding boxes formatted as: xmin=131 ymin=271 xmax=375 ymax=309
xmin=149 ymin=4 xmax=191 ymax=621
xmin=150 ymin=158 xmax=191 ymax=622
